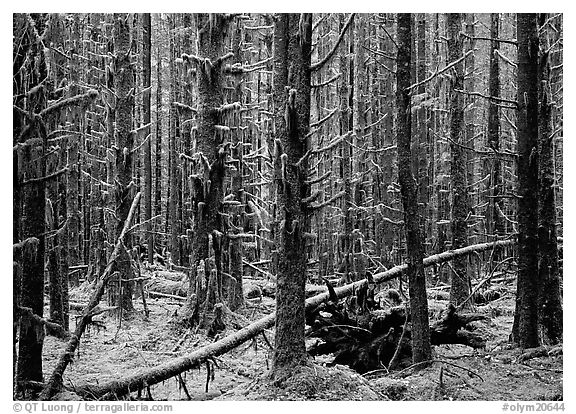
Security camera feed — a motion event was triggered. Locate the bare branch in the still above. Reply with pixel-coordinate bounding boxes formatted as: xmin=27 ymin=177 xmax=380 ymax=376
xmin=310 ymin=13 xmax=355 ymax=72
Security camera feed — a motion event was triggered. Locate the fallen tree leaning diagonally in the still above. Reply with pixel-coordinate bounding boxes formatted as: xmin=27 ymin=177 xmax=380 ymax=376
xmin=40 ymin=192 xmax=142 ymax=401
xmin=72 ymin=239 xmax=516 ymax=399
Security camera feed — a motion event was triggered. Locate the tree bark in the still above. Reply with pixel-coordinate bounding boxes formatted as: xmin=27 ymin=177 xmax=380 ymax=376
xmin=271 ymin=13 xmax=313 ymax=378
xmin=183 ymin=14 xmax=231 ymax=326
xmin=536 ymin=13 xmax=562 ymax=345
xmin=154 ymin=20 xmax=163 ymax=223
xmin=112 ymin=13 xmax=135 ymax=312
xmin=13 ymin=13 xmax=49 ymax=398
xmin=167 ymin=16 xmax=181 ymax=266
xmin=512 ymin=13 xmax=540 ymax=348
xmin=396 ymin=13 xmax=432 ymax=364
xmin=487 ymin=13 xmax=505 ymax=254
xmin=142 ymin=13 xmax=153 ymax=263
xmin=338 ymin=14 xmax=353 ymax=283
xmin=446 ymin=13 xmax=471 ymax=308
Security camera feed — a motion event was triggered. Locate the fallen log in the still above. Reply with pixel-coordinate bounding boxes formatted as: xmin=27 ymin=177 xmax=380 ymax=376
xmin=145 ymin=277 xmax=187 ymax=297
xmin=148 ymin=291 xmax=186 ymax=301
xmin=73 ymin=239 xmax=514 ymax=399
xmin=40 ymin=192 xmax=142 ymax=401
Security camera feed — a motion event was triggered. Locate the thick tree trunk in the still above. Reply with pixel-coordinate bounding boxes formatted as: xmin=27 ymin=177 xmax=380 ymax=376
xmin=512 ymin=13 xmax=540 ymax=348
xmin=271 ymin=13 xmax=312 ymax=378
xmin=536 ymin=13 xmax=562 ymax=345
xmin=13 ymin=13 xmax=48 ymax=398
xmin=183 ymin=14 xmax=231 ymax=326
xmin=395 ymin=13 xmax=432 ymax=364
xmin=112 ymin=14 xmax=135 ymax=313
xmin=446 ymin=13 xmax=471 ymax=308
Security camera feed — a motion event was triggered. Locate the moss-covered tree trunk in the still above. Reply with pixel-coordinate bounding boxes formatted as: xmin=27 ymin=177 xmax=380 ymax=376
xmin=446 ymin=13 xmax=471 ymax=308
xmin=487 ymin=13 xmax=505 ymax=257
xmin=167 ymin=16 xmax=181 ymax=267
xmin=338 ymin=14 xmax=353 ymax=283
xmin=396 ymin=13 xmax=432 ymax=364
xmin=536 ymin=13 xmax=562 ymax=345
xmin=155 ymin=29 xmax=163 ymax=222
xmin=272 ymin=13 xmax=312 ymax=378
xmin=416 ymin=13 xmax=431 ymax=252
xmin=112 ymin=14 xmax=135 ymax=313
xmin=13 ymin=13 xmax=48 ymax=398
xmin=227 ymin=20 xmax=245 ymax=311
xmin=142 ymin=13 xmax=153 ymax=263
xmin=512 ymin=13 xmax=540 ymax=348
xmin=183 ymin=14 xmax=231 ymax=327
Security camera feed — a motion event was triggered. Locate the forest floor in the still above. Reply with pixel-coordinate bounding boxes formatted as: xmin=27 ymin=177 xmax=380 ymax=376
xmin=42 ymin=267 xmax=563 ymax=401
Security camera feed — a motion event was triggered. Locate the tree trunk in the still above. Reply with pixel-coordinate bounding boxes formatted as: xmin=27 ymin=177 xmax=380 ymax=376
xmin=226 ymin=20 xmax=245 ymax=311
xmin=338 ymin=14 xmax=353 ymax=283
xmin=183 ymin=14 xmax=231 ymax=326
xmin=487 ymin=13 xmax=505 ymax=255
xmin=395 ymin=13 xmax=432 ymax=364
xmin=271 ymin=13 xmax=313 ymax=378
xmin=168 ymin=17 xmax=181 ymax=266
xmin=536 ymin=13 xmax=562 ymax=345
xmin=142 ymin=13 xmax=153 ymax=263
xmin=155 ymin=23 xmax=163 ymax=223
xmin=416 ymin=13 xmax=430 ymax=253
xmin=112 ymin=14 xmax=135 ymax=313
xmin=512 ymin=13 xmax=540 ymax=348
xmin=13 ymin=13 xmax=49 ymax=397
xmin=446 ymin=13 xmax=471 ymax=308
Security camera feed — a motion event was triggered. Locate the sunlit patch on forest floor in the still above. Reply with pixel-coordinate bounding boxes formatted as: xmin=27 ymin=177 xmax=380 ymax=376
xmin=42 ymin=269 xmax=562 ymax=401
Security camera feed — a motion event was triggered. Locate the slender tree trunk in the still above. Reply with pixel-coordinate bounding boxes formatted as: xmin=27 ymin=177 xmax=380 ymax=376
xmin=416 ymin=13 xmax=430 ymax=253
xmin=155 ymin=23 xmax=163 ymax=224
xmin=446 ymin=13 xmax=471 ymax=307
xmin=487 ymin=13 xmax=505 ymax=254
xmin=142 ymin=13 xmax=153 ymax=263
xmin=168 ymin=18 xmax=181 ymax=266
xmin=352 ymin=14 xmax=367 ymax=280
xmin=396 ymin=13 xmax=432 ymax=364
xmin=338 ymin=14 xmax=353 ymax=283
xmin=512 ymin=13 xmax=540 ymax=348
xmin=536 ymin=13 xmax=562 ymax=345
xmin=272 ymin=13 xmax=312 ymax=378
xmin=227 ymin=20 xmax=245 ymax=311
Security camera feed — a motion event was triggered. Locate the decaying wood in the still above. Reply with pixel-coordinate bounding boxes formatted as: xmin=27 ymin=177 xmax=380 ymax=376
xmin=40 ymin=192 xmax=142 ymax=401
xmin=307 ymin=295 xmax=487 ymax=374
xmin=72 ymin=239 xmax=514 ymax=399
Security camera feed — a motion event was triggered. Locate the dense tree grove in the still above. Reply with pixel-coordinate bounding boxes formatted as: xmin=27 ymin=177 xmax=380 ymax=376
xmin=13 ymin=13 xmax=562 ymax=400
